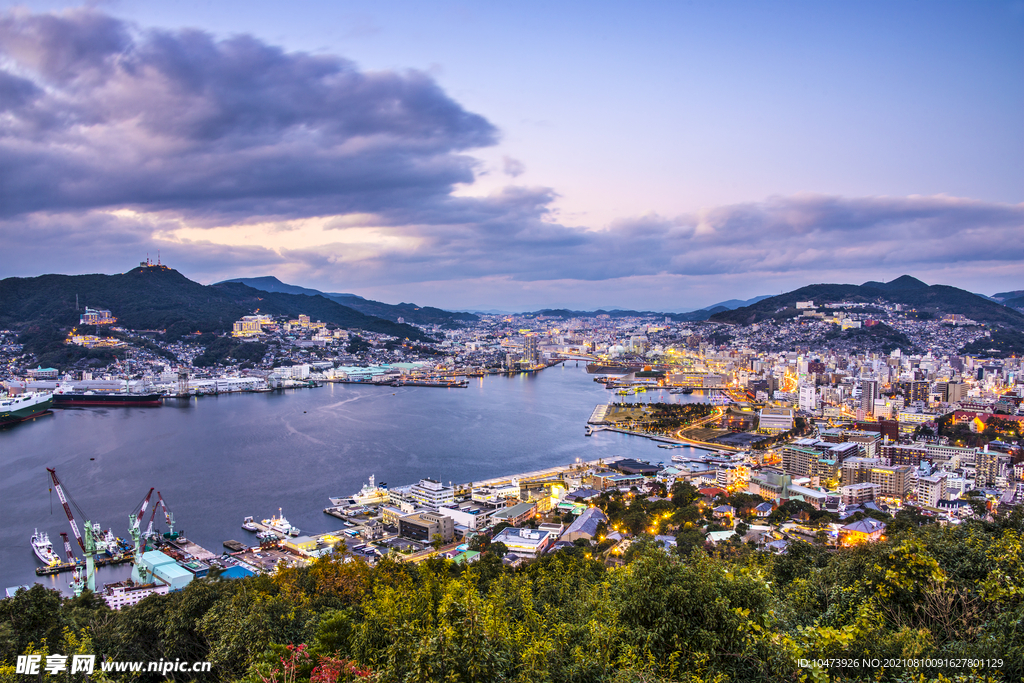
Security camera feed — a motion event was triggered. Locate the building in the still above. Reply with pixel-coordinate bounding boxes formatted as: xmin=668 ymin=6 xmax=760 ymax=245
xmin=101 ymin=580 xmax=170 ymax=610
xmin=786 ymin=485 xmax=828 ymax=510
xmin=841 ymin=518 xmax=886 ymax=544
xmin=976 ymin=445 xmax=1000 ymax=488
xmin=881 ymin=444 xmax=927 ymax=467
xmin=868 ymin=465 xmax=914 ymax=501
xmin=917 ymin=472 xmax=948 ymax=507
xmin=841 ymin=457 xmax=884 ymax=486
xmin=749 ymin=469 xmax=792 ymax=501
xmin=408 ymin=478 xmax=456 ymax=511
xmin=491 ymin=527 xmax=555 ymax=558
xmin=860 ymin=380 xmax=879 ymax=413
xmin=840 ymin=482 xmax=880 ymax=506
xmin=80 ymin=307 xmax=116 ymax=325
xmin=398 ymin=511 xmax=455 ymax=544
xmin=561 ymin=507 xmax=608 ymax=543
xmin=758 ymin=407 xmax=794 ymax=434
xmin=232 ymin=314 xmax=273 ymax=337
xmin=522 ymin=336 xmax=540 ymax=366
xmin=798 ymin=384 xmax=817 ymax=412
xmin=26 ymin=366 xmax=58 ymax=380
xmin=142 ymin=551 xmax=193 ymax=591
xmin=780 ymin=439 xmax=842 ymax=484
xmin=490 ymin=501 xmax=538 ymax=527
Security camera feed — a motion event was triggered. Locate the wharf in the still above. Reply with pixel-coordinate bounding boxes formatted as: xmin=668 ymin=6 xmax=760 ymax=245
xmin=463 ymin=456 xmax=622 ymax=491
xmin=34 ymin=554 xmax=131 ymax=576
xmin=163 ymin=537 xmax=219 ymax=562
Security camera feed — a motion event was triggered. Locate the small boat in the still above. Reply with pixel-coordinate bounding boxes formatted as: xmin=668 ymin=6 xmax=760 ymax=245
xmin=241 ymin=516 xmax=258 ymax=532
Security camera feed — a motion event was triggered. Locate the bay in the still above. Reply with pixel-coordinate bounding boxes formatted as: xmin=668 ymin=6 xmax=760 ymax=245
xmin=1 ymin=365 xmax=707 ymax=593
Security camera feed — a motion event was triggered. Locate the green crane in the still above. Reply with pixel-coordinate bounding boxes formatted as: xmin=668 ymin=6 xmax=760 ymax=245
xmin=47 ymin=468 xmax=97 ymax=593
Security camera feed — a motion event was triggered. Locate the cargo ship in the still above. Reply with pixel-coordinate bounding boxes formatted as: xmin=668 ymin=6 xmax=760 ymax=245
xmin=586 ymin=362 xmax=645 ymax=374
xmin=52 ymin=386 xmax=162 ymax=407
xmin=1 ymin=392 xmax=53 ymax=425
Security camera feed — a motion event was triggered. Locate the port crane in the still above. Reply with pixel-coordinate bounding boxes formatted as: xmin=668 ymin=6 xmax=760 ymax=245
xmin=154 ymin=492 xmax=180 ymax=540
xmin=128 ymin=488 xmax=155 ymax=584
xmin=59 ymin=532 xmax=84 ymax=597
xmin=47 ymin=467 xmax=97 ymax=593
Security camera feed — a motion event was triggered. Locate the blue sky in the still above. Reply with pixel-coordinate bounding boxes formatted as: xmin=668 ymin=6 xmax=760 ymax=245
xmin=1 ymin=1 xmax=1022 ymax=310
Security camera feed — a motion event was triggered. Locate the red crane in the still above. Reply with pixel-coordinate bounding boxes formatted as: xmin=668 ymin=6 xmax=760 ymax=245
xmin=132 ymin=488 xmax=155 ymax=531
xmin=47 ymin=468 xmax=84 ymax=552
xmin=59 ymin=532 xmax=76 ymax=562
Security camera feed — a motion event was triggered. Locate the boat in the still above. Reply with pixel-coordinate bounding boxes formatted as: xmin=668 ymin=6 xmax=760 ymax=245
xmin=241 ymin=516 xmax=258 ymax=532
xmin=1 ymin=392 xmax=54 ymax=426
xmin=681 ymin=387 xmax=694 ymax=394
xmin=586 ymin=362 xmax=645 ymax=374
xmin=263 ymin=508 xmax=297 ymax=536
xmin=51 ymin=387 xmax=162 ymax=407
xmin=31 ymin=529 xmax=60 ymax=566
xmin=352 ymin=475 xmax=389 ymax=505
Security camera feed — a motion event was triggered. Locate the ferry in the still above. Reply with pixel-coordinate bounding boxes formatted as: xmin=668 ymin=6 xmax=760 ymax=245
xmin=1 ymin=392 xmax=53 ymax=426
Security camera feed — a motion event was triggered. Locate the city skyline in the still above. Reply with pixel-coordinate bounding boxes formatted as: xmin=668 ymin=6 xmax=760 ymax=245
xmin=1 ymin=1 xmax=1022 ymax=311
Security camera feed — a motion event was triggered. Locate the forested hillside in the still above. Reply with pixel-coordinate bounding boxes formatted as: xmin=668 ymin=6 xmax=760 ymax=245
xmin=2 ymin=505 xmax=1021 ymax=682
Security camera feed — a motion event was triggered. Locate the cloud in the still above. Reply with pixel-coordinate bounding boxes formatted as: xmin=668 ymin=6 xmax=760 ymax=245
xmin=502 ymin=155 xmax=525 ymax=177
xmin=1 ymin=9 xmax=1021 ymax=310
xmin=0 ymin=7 xmax=496 ymax=220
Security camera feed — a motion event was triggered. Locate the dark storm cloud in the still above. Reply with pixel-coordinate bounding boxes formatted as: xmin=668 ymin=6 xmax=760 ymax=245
xmin=0 ymin=8 xmax=497 ymax=219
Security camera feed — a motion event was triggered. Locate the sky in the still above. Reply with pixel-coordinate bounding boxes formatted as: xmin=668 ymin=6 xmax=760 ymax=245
xmin=1 ymin=1 xmax=1022 ymax=311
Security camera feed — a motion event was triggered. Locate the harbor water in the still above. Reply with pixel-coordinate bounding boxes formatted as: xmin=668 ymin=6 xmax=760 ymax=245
xmin=1 ymin=365 xmax=709 ymax=593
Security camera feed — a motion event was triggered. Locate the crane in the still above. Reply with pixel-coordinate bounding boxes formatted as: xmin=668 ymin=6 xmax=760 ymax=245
xmin=128 ymin=488 xmax=155 ymax=584
xmin=46 ymin=467 xmax=96 ymax=593
xmin=154 ymin=492 xmax=179 ymax=539
xmin=59 ymin=532 xmax=84 ymax=598
xmin=47 ymin=468 xmax=84 ymax=552
xmin=132 ymin=488 xmax=155 ymax=532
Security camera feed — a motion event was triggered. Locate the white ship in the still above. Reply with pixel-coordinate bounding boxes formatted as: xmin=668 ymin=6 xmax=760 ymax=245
xmin=241 ymin=516 xmax=258 ymax=532
xmin=262 ymin=508 xmax=300 ymax=537
xmin=31 ymin=529 xmax=60 ymax=566
xmin=352 ymin=474 xmax=388 ymax=506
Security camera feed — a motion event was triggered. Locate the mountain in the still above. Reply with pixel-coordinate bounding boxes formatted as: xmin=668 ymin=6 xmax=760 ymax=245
xmin=526 ymin=308 xmax=707 ymax=321
xmin=219 ymin=276 xmax=477 ymax=326
xmin=859 ymin=275 xmax=928 ymax=291
xmin=702 ymin=295 xmax=772 ymax=311
xmin=0 ymin=266 xmax=431 ymax=342
xmin=993 ymin=289 xmax=1024 ymax=303
xmin=219 ymin=275 xmax=362 ymax=300
xmin=524 ymin=296 xmax=770 ymax=323
xmin=708 ymin=275 xmax=1024 ymax=329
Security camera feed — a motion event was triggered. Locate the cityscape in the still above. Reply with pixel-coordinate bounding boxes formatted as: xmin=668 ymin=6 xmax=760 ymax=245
xmin=2 ymin=2 xmax=1023 ymax=683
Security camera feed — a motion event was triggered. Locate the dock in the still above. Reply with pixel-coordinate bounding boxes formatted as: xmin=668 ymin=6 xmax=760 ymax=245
xmin=34 ymin=554 xmax=131 ymax=576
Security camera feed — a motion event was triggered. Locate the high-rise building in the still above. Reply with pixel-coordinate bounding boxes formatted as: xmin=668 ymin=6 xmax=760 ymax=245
xmin=523 ymin=336 xmax=540 ymax=366
xmin=860 ymin=380 xmax=879 ymax=413
xmin=976 ymin=446 xmax=1000 ymax=488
